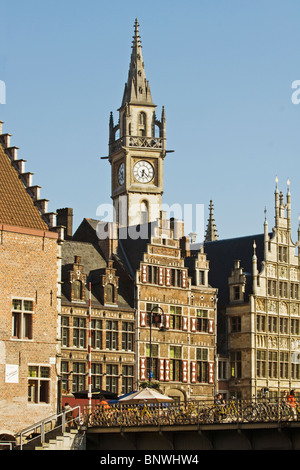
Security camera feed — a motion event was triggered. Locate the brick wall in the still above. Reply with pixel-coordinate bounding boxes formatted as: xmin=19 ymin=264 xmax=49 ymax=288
xmin=0 ymin=225 xmax=59 ymax=435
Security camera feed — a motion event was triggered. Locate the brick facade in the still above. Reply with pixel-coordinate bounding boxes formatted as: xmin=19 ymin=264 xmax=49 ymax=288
xmin=0 ymin=225 xmax=59 ymax=434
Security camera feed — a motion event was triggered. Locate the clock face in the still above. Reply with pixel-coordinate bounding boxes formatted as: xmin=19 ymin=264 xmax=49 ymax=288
xmin=118 ymin=162 xmax=125 ymax=185
xmin=133 ymin=160 xmax=154 ymax=183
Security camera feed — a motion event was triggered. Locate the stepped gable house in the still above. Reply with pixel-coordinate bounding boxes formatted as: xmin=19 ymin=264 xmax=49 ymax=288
xmin=0 ymin=122 xmax=61 ymax=438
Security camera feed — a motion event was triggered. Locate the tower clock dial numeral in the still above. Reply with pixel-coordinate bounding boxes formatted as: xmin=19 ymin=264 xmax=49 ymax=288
xmin=133 ymin=160 xmax=154 ymax=183
xmin=118 ymin=162 xmax=125 ymax=185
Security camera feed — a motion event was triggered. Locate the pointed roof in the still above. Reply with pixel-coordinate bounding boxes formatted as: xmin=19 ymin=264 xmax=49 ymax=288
xmin=205 ymin=200 xmax=219 ymax=242
xmin=121 ymin=19 xmax=154 ymax=107
xmin=0 ymin=141 xmax=48 ymax=231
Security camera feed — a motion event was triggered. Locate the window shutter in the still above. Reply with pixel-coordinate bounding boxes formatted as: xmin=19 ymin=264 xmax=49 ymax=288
xmin=191 ymin=361 xmax=197 ymax=383
xmin=182 ymin=316 xmax=188 ymax=331
xmin=159 ymin=359 xmax=165 ymax=381
xmin=190 ymin=317 xmax=197 ymax=332
xmin=208 ymin=362 xmax=214 ymax=384
xmin=182 ymin=360 xmax=188 ymax=382
xmin=208 ymin=319 xmax=214 ymax=334
xmin=165 ymin=268 xmax=171 ymax=286
xmin=164 ymin=314 xmax=170 ymax=329
xmin=140 ymin=358 xmax=147 ymax=380
xmin=164 ymin=359 xmax=170 ymax=381
xmin=181 ymin=270 xmax=187 ymax=288
xmin=141 ymin=264 xmax=148 ymax=283
xmin=140 ymin=312 xmax=147 ymax=327
xmin=158 ymin=267 xmax=164 ymax=285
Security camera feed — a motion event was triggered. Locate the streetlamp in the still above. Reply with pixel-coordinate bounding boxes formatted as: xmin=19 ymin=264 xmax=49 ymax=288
xmin=149 ymin=306 xmax=165 ymax=385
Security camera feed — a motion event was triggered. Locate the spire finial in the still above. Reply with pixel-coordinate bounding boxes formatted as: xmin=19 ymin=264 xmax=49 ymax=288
xmin=205 ymin=200 xmax=219 ymax=242
xmin=121 ymin=19 xmax=154 ymax=106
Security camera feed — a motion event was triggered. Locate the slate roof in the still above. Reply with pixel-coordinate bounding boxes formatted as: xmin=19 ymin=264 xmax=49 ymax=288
xmin=0 ymin=143 xmax=48 ymax=231
xmin=201 ymin=233 xmax=268 ymax=307
xmin=61 ymin=239 xmax=133 ymax=309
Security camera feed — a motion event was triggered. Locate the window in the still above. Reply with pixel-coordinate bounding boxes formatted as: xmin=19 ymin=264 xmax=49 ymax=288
xmin=257 ymin=315 xmax=266 ymax=332
xmin=73 ymin=317 xmax=86 ymax=348
xmin=122 ymin=365 xmax=134 ymax=394
xmin=170 ymin=306 xmax=182 ymax=329
xmin=61 ymin=316 xmax=70 ymax=347
xmin=280 ymin=352 xmax=289 ymax=379
xmin=170 ymin=346 xmax=182 ymax=381
xmin=268 ymin=351 xmax=278 ymax=378
xmin=106 ymin=320 xmax=118 ymax=350
xmin=171 ymin=269 xmax=181 ymax=287
xmin=280 ymin=317 xmax=288 ymax=335
xmin=91 ymin=319 xmax=102 ymax=349
xmin=122 ymin=322 xmax=134 ymax=351
xmin=28 ymin=365 xmax=50 ymax=403
xmin=218 ymin=359 xmax=227 ymax=380
xmin=73 ymin=280 xmax=83 ymax=300
xmin=257 ymin=350 xmax=266 ymax=377
xmin=268 ymin=316 xmax=277 ymax=333
xmin=230 ymin=351 xmax=242 ymax=379
xmin=106 ymin=364 xmax=119 ymax=394
xmin=198 ymin=270 xmax=205 ymax=285
xmin=233 ymin=286 xmax=240 ymax=300
xmin=268 ymin=280 xmax=277 ymax=296
xmin=291 ymin=283 xmax=299 ymax=299
xmin=196 ymin=348 xmax=209 ymax=383
xmin=106 ymin=284 xmax=114 ymax=303
xmin=279 ymin=282 xmax=288 ymax=298
xmin=12 ymin=299 xmax=33 ymax=340
xmin=146 ymin=303 xmax=160 ymax=325
xmin=146 ymin=343 xmax=159 ymax=380
xmin=196 ymin=309 xmax=209 ymax=332
xmin=278 ymin=246 xmax=288 ymax=262
xmin=72 ymin=362 xmax=85 ymax=392
xmin=91 ymin=363 xmax=102 ymax=389
xmin=291 ymin=319 xmax=300 ymax=335
xmin=230 ymin=316 xmax=241 ymax=333
xmin=61 ymin=361 xmax=70 ymax=394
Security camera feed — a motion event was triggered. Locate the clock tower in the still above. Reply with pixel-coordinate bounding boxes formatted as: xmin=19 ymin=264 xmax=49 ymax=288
xmin=108 ymin=19 xmax=167 ymax=228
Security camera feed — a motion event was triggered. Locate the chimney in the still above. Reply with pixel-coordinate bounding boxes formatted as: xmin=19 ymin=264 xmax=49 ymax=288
xmin=56 ymin=208 xmax=73 ymax=240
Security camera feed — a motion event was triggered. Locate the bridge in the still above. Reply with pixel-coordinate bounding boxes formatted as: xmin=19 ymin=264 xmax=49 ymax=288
xmin=85 ymin=398 xmax=300 ymax=450
xmin=9 ymin=397 xmax=300 ymax=450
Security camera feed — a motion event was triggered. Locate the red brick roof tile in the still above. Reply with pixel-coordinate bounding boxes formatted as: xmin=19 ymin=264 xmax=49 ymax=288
xmin=0 ymin=143 xmax=49 ymax=230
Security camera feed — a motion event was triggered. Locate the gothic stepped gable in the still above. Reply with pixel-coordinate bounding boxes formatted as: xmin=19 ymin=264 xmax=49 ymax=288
xmin=0 ymin=122 xmax=55 ymax=231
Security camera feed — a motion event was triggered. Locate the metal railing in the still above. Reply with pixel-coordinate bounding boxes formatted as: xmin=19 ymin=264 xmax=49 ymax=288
xmin=85 ymin=397 xmax=300 ymax=428
xmin=15 ymin=405 xmax=81 ymax=450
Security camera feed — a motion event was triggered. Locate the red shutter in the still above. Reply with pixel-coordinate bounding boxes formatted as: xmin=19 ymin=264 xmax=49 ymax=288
xmin=159 ymin=359 xmax=165 ymax=381
xmin=182 ymin=316 xmax=188 ymax=331
xmin=140 ymin=312 xmax=147 ymax=327
xmin=165 ymin=268 xmax=171 ymax=286
xmin=165 ymin=359 xmax=170 ymax=381
xmin=191 ymin=361 xmax=197 ymax=383
xmin=181 ymin=270 xmax=187 ymax=288
xmin=141 ymin=264 xmax=148 ymax=283
xmin=208 ymin=362 xmax=214 ymax=384
xmin=158 ymin=267 xmax=164 ymax=285
xmin=208 ymin=319 xmax=214 ymax=334
xmin=182 ymin=360 xmax=188 ymax=382
xmin=140 ymin=358 xmax=147 ymax=380
xmin=190 ymin=317 xmax=197 ymax=332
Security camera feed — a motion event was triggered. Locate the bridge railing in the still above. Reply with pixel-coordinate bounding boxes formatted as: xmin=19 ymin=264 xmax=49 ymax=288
xmin=84 ymin=397 xmax=300 ymax=428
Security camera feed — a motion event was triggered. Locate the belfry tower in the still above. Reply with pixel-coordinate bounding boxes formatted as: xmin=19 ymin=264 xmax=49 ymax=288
xmin=108 ymin=19 xmax=167 ymax=228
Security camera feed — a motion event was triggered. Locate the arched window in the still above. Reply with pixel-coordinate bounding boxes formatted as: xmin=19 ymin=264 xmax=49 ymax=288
xmin=73 ymin=280 xmax=82 ymax=300
xmin=106 ymin=284 xmax=114 ymax=303
xmin=138 ymin=112 xmax=146 ymax=136
xmin=140 ymin=200 xmax=149 ymax=224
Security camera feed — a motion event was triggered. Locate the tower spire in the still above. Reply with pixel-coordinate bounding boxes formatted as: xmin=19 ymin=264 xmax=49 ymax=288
xmin=122 ymin=19 xmax=154 ymax=106
xmin=205 ymin=200 xmax=219 ymax=242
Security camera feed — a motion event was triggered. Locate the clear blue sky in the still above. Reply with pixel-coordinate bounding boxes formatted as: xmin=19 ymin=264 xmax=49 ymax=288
xmin=1 ymin=0 xmax=300 ymax=241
